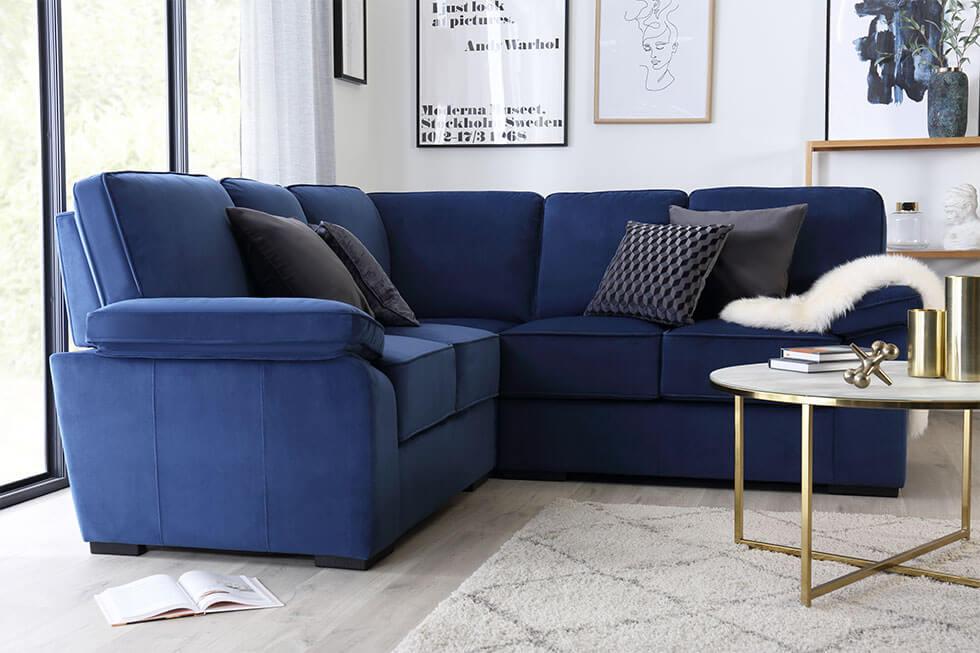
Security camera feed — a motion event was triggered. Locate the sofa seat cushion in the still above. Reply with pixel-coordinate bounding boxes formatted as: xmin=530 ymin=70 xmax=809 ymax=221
xmin=422 ymin=317 xmax=516 ymax=333
xmin=500 ymin=316 xmax=664 ymax=400
xmin=387 ymin=324 xmax=499 ymax=410
xmin=377 ymin=335 xmax=456 ymax=442
xmin=661 ymin=320 xmax=839 ymax=400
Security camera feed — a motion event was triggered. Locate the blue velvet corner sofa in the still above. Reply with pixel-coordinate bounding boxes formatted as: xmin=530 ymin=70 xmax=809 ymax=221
xmin=51 ymin=173 xmax=921 ymax=569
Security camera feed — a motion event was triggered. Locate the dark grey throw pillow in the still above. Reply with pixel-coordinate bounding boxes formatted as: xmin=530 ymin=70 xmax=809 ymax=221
xmin=585 ymin=222 xmax=733 ymax=327
xmin=311 ymin=222 xmax=419 ymax=327
xmin=669 ymin=204 xmax=807 ymax=319
xmin=226 ymin=207 xmax=374 ymax=316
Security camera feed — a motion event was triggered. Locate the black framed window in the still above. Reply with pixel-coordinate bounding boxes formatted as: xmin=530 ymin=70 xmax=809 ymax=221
xmin=186 ymin=0 xmax=241 ymax=178
xmin=0 ymin=0 xmax=222 ymax=509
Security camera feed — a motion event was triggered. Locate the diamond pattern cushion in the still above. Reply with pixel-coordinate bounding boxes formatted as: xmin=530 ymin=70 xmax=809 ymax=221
xmin=586 ymin=222 xmax=732 ymax=327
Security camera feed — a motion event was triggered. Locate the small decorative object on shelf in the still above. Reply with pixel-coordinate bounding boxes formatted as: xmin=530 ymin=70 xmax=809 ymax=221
xmin=905 ymin=2 xmax=980 ymax=138
xmin=908 ymin=309 xmax=946 ymax=378
xmin=944 ymin=184 xmax=980 ymax=250
xmin=843 ymin=341 xmax=900 ymax=389
xmin=928 ymin=67 xmax=969 ymax=137
xmin=946 ymin=275 xmax=980 ymax=382
xmin=888 ymin=201 xmax=928 ymax=250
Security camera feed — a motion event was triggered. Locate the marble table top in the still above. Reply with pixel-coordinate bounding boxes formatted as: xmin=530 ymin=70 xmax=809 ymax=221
xmin=710 ymin=362 xmax=980 ymax=410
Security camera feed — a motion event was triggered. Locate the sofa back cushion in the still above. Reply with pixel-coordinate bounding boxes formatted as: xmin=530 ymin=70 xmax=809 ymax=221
xmin=289 ymin=185 xmax=392 ymax=273
xmin=370 ymin=191 xmax=544 ymax=323
xmin=56 ymin=212 xmax=101 ymax=347
xmin=72 ymin=172 xmax=251 ymax=303
xmin=221 ymin=177 xmax=308 ymax=221
xmin=535 ymin=190 xmax=688 ymax=318
xmin=688 ymin=187 xmax=886 ymax=294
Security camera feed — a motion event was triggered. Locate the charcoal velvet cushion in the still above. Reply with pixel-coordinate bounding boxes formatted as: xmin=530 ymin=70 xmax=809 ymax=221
xmin=669 ymin=203 xmax=807 ymax=318
xmin=312 ymin=222 xmax=419 ymax=326
xmin=226 ymin=207 xmax=373 ymax=316
xmin=585 ymin=221 xmax=732 ymax=327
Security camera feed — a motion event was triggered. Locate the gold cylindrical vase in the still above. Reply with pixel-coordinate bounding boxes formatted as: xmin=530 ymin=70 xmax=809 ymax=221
xmin=946 ymin=275 xmax=980 ymax=382
xmin=908 ymin=309 xmax=946 ymax=378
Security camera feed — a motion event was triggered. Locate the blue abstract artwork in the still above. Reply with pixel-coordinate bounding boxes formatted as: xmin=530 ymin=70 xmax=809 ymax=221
xmin=852 ymin=0 xmax=942 ymax=105
xmin=825 ymin=0 xmax=974 ymax=139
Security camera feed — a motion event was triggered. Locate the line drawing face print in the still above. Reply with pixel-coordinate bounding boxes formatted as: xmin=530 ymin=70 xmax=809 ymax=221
xmin=625 ymin=0 xmax=680 ymax=92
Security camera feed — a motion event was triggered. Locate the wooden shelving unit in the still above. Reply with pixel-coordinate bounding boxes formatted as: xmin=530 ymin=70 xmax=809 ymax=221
xmin=805 ymin=136 xmax=980 ymax=186
xmin=887 ymin=249 xmax=980 ymax=259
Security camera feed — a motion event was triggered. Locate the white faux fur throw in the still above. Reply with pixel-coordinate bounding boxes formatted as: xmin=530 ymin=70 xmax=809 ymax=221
xmin=720 ymin=255 xmax=945 ymax=439
xmin=720 ymin=255 xmax=944 ymax=332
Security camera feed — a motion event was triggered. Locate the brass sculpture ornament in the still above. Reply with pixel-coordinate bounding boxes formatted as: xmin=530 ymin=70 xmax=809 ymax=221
xmin=843 ymin=341 xmax=900 ymax=389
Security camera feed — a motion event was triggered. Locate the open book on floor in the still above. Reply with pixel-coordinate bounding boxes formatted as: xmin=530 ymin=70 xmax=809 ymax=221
xmin=94 ymin=571 xmax=283 ymax=627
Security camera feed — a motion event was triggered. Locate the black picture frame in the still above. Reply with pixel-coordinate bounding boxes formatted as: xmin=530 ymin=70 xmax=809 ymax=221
xmin=334 ymin=0 xmax=367 ymax=85
xmin=824 ymin=0 xmax=980 ymax=139
xmin=415 ymin=0 xmax=569 ymax=148
xmin=823 ymin=1 xmax=832 ymax=140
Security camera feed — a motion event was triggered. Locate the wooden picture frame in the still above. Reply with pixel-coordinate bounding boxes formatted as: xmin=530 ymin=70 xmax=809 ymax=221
xmin=334 ymin=0 xmax=367 ymax=85
xmin=594 ymin=0 xmax=715 ymax=124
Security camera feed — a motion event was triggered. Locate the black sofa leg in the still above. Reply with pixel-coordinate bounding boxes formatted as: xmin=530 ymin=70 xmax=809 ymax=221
xmin=90 ymin=542 xmax=147 ymax=556
xmin=314 ymin=544 xmax=394 ymax=570
xmin=464 ymin=474 xmax=489 ymax=492
xmin=825 ymin=485 xmax=900 ymax=498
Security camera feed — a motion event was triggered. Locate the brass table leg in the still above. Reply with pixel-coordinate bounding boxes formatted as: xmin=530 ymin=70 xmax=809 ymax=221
xmin=965 ymin=410 xmax=973 ymax=540
xmin=733 ymin=402 xmax=979 ymax=606
xmin=801 ymin=404 xmax=814 ymax=607
xmin=734 ymin=396 xmax=744 ymax=544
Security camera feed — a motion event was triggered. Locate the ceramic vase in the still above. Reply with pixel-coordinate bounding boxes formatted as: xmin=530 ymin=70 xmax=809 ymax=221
xmin=928 ymin=68 xmax=969 ymax=138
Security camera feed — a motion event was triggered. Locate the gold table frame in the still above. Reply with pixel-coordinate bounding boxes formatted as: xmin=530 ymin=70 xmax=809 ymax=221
xmin=713 ymin=384 xmax=977 ymax=607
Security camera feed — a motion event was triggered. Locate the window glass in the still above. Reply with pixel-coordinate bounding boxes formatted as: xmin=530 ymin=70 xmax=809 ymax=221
xmin=0 ymin=2 xmax=47 ymax=486
xmin=188 ymin=0 xmax=242 ymax=178
xmin=63 ymin=0 xmax=169 ymax=200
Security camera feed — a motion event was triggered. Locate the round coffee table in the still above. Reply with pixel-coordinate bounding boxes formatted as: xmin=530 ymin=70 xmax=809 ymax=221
xmin=710 ymin=361 xmax=978 ymax=607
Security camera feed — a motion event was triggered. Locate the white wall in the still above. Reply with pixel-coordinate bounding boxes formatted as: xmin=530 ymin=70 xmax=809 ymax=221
xmin=334 ymin=0 xmax=980 ymax=257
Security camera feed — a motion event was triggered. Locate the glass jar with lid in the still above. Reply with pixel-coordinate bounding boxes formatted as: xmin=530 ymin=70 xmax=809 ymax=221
xmin=887 ymin=201 xmax=928 ymax=250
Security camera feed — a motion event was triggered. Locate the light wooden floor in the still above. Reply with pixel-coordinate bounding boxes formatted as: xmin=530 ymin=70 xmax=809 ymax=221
xmin=2 ymin=411 xmax=977 ymax=653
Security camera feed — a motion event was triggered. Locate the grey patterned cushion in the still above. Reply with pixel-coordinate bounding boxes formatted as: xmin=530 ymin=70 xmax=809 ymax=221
xmin=585 ymin=221 xmax=733 ymax=326
xmin=312 ymin=222 xmax=419 ymax=327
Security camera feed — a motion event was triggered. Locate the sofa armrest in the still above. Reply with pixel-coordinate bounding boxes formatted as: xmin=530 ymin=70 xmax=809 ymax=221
xmin=86 ymin=297 xmax=384 ymax=360
xmin=828 ymin=286 xmax=922 ymax=339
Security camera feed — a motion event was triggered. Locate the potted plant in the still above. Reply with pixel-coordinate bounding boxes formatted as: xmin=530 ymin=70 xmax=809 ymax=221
xmin=906 ymin=0 xmax=980 ymax=137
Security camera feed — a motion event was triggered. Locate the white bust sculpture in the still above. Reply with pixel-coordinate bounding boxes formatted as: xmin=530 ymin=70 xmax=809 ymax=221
xmin=944 ymin=184 xmax=980 ymax=250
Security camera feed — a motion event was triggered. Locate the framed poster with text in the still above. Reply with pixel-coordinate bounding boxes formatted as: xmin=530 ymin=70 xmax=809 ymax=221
xmin=417 ymin=0 xmax=568 ymax=148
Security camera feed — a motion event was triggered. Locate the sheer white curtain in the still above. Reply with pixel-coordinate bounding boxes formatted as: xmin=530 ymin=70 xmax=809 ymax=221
xmin=240 ymin=0 xmax=336 ymax=186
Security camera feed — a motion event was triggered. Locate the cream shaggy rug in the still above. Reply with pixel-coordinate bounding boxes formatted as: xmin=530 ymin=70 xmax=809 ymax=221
xmin=394 ymin=500 xmax=980 ymax=652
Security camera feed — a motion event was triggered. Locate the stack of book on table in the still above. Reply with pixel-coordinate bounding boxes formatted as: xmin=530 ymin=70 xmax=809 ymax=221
xmin=769 ymin=345 xmax=870 ymax=373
